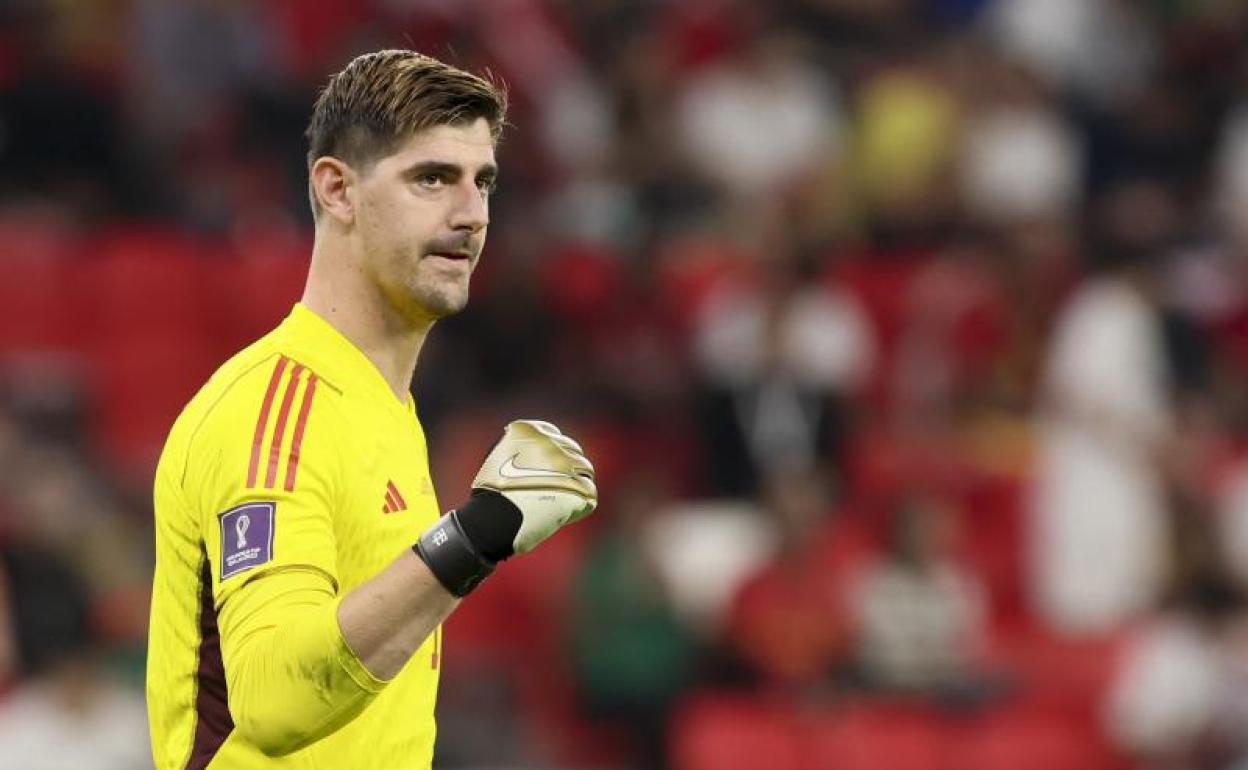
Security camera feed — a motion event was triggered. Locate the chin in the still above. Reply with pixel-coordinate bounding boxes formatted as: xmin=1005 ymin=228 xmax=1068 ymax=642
xmin=413 ymin=289 xmax=469 ymax=320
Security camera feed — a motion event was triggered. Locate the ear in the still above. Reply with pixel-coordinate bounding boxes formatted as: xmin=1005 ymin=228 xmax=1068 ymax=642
xmin=310 ymin=156 xmax=356 ymax=226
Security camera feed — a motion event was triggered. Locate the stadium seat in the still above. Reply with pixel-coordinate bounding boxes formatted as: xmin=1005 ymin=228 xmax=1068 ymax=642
xmin=994 ymin=627 xmax=1127 ymax=721
xmin=958 ymin=475 xmax=1027 ymax=626
xmin=81 ymin=227 xmax=218 ymax=348
xmin=0 ymin=219 xmax=83 ymax=353
xmin=809 ymin=705 xmax=950 ymax=770
xmin=950 ymin=704 xmax=1127 ymax=770
xmin=74 ymin=228 xmax=221 ymax=472
xmin=89 ymin=329 xmax=221 ymax=477
xmin=220 ymin=231 xmax=312 ymax=346
xmin=669 ymin=694 xmax=804 ymax=770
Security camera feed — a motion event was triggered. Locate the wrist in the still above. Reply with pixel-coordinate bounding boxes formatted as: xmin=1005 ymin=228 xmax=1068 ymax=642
xmin=413 ymin=510 xmax=495 ymax=598
xmin=412 ymin=490 xmax=522 ymax=597
xmin=451 ymin=488 xmax=522 ymax=562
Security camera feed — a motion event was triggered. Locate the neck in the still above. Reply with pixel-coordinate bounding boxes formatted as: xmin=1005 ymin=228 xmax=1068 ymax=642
xmin=302 ymin=237 xmax=434 ymax=402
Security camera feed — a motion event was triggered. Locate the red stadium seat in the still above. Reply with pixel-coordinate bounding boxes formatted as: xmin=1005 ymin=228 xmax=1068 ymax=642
xmin=958 ymin=475 xmax=1027 ymax=627
xmin=669 ymin=694 xmax=804 ymax=770
xmin=219 ymin=231 xmax=311 ymax=346
xmin=950 ymin=705 xmax=1127 ymax=770
xmin=89 ymin=329 xmax=221 ymax=478
xmin=0 ymin=255 xmax=82 ymax=354
xmin=86 ymin=227 xmax=214 ymax=322
xmin=72 ymin=228 xmax=222 ymax=473
xmin=810 ymin=705 xmax=950 ymax=770
xmin=0 ymin=219 xmax=84 ymax=354
xmin=993 ymin=627 xmax=1127 ymax=721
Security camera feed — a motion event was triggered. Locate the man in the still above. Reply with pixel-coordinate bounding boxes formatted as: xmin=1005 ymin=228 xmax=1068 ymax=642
xmin=146 ymin=50 xmax=598 ymax=769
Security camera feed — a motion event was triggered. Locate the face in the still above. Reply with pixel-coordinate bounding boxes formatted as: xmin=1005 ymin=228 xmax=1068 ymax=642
xmin=353 ymin=118 xmax=497 ymax=323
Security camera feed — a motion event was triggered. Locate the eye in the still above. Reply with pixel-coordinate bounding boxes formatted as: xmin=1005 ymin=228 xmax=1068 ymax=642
xmin=477 ymin=178 xmax=498 ymax=196
xmin=417 ymin=173 xmax=446 ymax=189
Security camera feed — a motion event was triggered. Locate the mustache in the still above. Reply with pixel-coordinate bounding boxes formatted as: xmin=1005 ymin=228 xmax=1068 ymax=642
xmin=424 ymin=234 xmax=478 ymax=258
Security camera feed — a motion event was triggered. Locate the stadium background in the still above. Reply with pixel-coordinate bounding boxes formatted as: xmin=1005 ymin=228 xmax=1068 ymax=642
xmin=4 ymin=0 xmax=1248 ymax=768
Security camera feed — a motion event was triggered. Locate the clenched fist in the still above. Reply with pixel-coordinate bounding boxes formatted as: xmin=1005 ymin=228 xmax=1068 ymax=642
xmin=414 ymin=420 xmax=597 ymax=596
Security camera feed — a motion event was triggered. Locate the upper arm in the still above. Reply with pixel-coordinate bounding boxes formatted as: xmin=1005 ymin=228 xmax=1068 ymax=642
xmin=186 ymin=354 xmax=345 ymax=610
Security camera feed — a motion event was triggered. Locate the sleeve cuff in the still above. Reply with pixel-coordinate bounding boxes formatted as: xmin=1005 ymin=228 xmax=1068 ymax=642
xmin=328 ymin=599 xmax=391 ymax=693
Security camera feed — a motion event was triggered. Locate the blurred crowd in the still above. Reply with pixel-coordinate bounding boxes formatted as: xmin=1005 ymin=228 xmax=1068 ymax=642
xmin=5 ymin=0 xmax=1248 ymax=768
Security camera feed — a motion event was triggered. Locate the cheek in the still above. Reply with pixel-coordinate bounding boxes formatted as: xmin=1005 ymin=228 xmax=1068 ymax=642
xmin=358 ymin=184 xmax=447 ymax=263
xmin=360 ymin=184 xmax=409 ymax=232
xmin=389 ymin=204 xmax=442 ymax=250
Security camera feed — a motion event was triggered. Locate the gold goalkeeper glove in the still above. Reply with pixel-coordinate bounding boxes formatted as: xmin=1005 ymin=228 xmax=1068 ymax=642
xmin=414 ymin=420 xmax=597 ymax=596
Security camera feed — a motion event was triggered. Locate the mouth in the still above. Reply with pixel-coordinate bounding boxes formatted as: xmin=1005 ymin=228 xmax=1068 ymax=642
xmin=424 ymin=253 xmax=471 ymax=268
xmin=426 ymin=250 xmax=473 ymax=263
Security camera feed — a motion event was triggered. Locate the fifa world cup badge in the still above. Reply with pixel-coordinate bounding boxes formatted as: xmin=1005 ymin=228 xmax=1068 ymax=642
xmin=219 ymin=502 xmax=276 ymax=579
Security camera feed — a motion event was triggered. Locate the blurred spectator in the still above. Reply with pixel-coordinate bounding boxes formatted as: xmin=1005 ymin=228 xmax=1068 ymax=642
xmin=0 ymin=2 xmax=133 ymax=218
xmin=1106 ymin=509 xmax=1248 ymax=770
xmin=957 ymin=57 xmax=1082 ymax=226
xmin=2 ymin=443 xmax=150 ymax=644
xmin=724 ymin=468 xmax=858 ymax=688
xmin=123 ymin=0 xmax=304 ymax=229
xmin=571 ymin=477 xmax=701 ymax=769
xmin=892 ymin=237 xmax=1012 ymax=424
xmin=124 ymin=0 xmax=290 ymax=146
xmin=986 ymin=0 xmax=1157 ymax=107
xmin=1218 ymin=104 xmax=1248 ymax=233
xmin=693 ymin=248 xmax=874 ymax=495
xmin=0 ymin=541 xmax=149 ymax=770
xmin=1217 ymin=462 xmax=1248 ymax=594
xmin=853 ymin=61 xmax=961 ymax=246
xmin=1029 ymin=179 xmax=1177 ymax=636
xmin=678 ymin=32 xmax=842 ymax=201
xmin=849 ymin=496 xmax=990 ymax=698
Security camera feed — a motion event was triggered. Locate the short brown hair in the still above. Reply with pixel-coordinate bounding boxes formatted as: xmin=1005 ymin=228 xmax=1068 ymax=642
xmin=305 ymin=50 xmax=507 ymax=212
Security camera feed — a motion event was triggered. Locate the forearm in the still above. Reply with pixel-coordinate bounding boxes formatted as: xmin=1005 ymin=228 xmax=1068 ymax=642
xmin=220 ymin=553 xmax=457 ymax=755
xmin=337 ymin=548 xmax=459 ymax=679
xmin=222 ymin=570 xmax=388 ymax=755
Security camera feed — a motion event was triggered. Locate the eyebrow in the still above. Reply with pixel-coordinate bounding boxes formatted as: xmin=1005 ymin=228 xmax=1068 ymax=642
xmin=403 ymin=160 xmax=498 ymax=182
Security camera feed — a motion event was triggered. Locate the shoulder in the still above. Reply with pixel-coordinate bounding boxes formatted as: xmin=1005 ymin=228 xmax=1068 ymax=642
xmin=169 ymin=334 xmax=351 ymax=497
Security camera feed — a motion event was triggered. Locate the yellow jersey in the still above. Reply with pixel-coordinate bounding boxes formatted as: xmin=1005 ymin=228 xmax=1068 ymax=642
xmin=147 ymin=303 xmax=443 ymax=769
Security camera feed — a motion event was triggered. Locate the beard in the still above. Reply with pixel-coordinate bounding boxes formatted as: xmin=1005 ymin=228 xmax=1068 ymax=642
xmin=402 ymin=234 xmax=480 ymax=320
xmin=408 ymin=270 xmax=470 ymax=318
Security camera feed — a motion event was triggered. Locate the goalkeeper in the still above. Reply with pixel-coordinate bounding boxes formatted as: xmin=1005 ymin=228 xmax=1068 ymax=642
xmin=146 ymin=50 xmax=597 ymax=770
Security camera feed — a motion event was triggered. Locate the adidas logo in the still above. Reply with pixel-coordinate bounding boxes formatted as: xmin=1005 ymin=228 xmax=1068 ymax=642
xmin=381 ymin=480 xmax=408 ymax=514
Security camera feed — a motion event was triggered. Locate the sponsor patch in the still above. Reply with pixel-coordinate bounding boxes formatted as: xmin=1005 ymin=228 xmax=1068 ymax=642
xmin=218 ymin=502 xmax=275 ymax=580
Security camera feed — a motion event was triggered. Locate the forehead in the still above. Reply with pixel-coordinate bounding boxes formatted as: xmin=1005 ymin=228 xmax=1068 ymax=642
xmin=383 ymin=118 xmax=496 ymax=171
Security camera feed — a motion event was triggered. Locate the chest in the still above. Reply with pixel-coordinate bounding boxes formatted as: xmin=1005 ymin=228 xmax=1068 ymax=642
xmin=332 ymin=402 xmax=441 ymax=587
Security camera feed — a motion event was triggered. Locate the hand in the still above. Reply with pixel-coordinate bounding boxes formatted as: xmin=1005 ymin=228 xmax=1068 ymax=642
xmin=471 ymin=420 xmax=597 ymax=555
xmin=414 ymin=420 xmax=597 ymax=596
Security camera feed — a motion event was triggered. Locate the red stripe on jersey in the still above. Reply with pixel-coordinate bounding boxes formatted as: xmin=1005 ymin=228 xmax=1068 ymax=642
xmin=283 ymin=373 xmax=318 ymax=492
xmin=383 ymin=488 xmax=398 ymax=513
xmin=265 ymin=364 xmax=304 ymax=489
xmin=247 ymin=356 xmax=288 ymax=488
xmin=388 ymin=480 xmax=407 ymax=510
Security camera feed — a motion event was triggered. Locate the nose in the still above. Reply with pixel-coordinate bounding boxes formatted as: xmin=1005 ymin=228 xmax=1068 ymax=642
xmin=449 ymin=180 xmax=489 ymax=233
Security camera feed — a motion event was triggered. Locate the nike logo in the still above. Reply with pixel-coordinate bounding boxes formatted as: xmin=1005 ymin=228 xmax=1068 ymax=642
xmin=498 ymin=454 xmax=575 ymax=480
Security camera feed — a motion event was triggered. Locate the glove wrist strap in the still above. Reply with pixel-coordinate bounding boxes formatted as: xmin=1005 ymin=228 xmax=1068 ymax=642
xmin=413 ymin=510 xmax=496 ymax=598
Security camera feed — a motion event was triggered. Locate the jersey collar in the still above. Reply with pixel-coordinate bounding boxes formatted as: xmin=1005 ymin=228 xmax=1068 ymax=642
xmin=278 ymin=303 xmax=415 ymax=412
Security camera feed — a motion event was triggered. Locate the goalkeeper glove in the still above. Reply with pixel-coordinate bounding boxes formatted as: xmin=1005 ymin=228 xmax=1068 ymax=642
xmin=414 ymin=420 xmax=597 ymax=596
